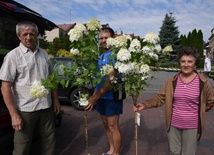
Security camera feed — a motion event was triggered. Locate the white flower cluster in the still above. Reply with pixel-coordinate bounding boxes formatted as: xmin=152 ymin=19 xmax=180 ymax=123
xmin=70 ymin=48 xmax=80 ymax=55
xmin=139 ymin=64 xmax=150 ymax=74
xmin=68 ymin=19 xmax=101 ymax=43
xmin=115 ymin=62 xmax=136 ymax=74
xmin=101 ymin=64 xmax=114 ymax=76
xmin=68 ymin=23 xmax=87 ymax=42
xmin=117 ymin=48 xmax=131 ymax=61
xmin=79 ymin=94 xmax=89 ymax=106
xmin=87 ymin=18 xmax=102 ymax=31
xmin=129 ymin=38 xmax=141 ymax=53
xmin=162 ymin=45 xmax=173 ymax=55
xmin=141 ymin=33 xmax=162 ymax=60
xmin=142 ymin=45 xmax=159 ymax=60
xmin=143 ymin=32 xmax=160 ymax=44
xmin=110 ymin=76 xmax=117 ymax=84
xmin=30 ymin=80 xmax=49 ymax=99
xmin=124 ymin=34 xmax=132 ymax=40
xmin=113 ymin=35 xmax=127 ymax=48
xmin=106 ymin=32 xmax=161 ymax=79
xmin=106 ymin=37 xmax=115 ymax=48
xmin=64 ymin=18 xmax=163 ymax=105
xmin=115 ymin=61 xmax=150 ymax=76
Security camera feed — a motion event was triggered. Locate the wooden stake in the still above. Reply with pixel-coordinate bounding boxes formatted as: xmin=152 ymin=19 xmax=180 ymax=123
xmin=135 ymin=112 xmax=138 ymax=155
xmin=132 ymin=93 xmax=139 ymax=155
xmin=84 ymin=111 xmax=89 ymax=155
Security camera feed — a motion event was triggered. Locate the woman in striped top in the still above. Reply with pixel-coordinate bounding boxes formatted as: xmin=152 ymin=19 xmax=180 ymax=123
xmin=133 ymin=46 xmax=214 ymax=155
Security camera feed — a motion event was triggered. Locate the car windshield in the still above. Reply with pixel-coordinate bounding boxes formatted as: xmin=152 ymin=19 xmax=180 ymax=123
xmin=51 ymin=58 xmax=73 ymax=75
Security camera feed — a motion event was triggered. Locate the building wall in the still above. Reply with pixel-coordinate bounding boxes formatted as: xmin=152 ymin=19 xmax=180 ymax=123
xmin=45 ymin=28 xmax=60 ymax=42
xmin=209 ymin=36 xmax=214 ymax=53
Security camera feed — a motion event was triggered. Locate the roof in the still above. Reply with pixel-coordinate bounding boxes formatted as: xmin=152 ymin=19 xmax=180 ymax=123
xmin=0 ymin=0 xmax=58 ymax=35
xmin=57 ymin=23 xmax=76 ymax=32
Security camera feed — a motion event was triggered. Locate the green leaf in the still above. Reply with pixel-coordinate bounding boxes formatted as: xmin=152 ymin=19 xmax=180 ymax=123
xmin=60 ymin=80 xmax=66 ymax=87
xmin=65 ymin=80 xmax=70 ymax=88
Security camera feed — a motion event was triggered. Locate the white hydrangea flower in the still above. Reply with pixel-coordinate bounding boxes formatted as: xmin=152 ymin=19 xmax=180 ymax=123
xmin=147 ymin=52 xmax=158 ymax=60
xmin=115 ymin=62 xmax=134 ymax=74
xmin=148 ymin=52 xmax=159 ymax=60
xmin=143 ymin=32 xmax=160 ymax=44
xmin=30 ymin=80 xmax=49 ymax=99
xmin=106 ymin=37 xmax=115 ymax=48
xmin=162 ymin=45 xmax=173 ymax=55
xmin=142 ymin=46 xmax=153 ymax=54
xmin=68 ymin=23 xmax=87 ymax=42
xmin=110 ymin=76 xmax=117 ymax=84
xmin=70 ymin=48 xmax=80 ymax=55
xmin=124 ymin=34 xmax=132 ymax=41
xmin=129 ymin=38 xmax=141 ymax=53
xmin=75 ymin=23 xmax=87 ymax=33
xmin=68 ymin=28 xmax=83 ymax=42
xmin=141 ymin=75 xmax=150 ymax=81
xmin=87 ymin=18 xmax=102 ymax=31
xmin=131 ymin=62 xmax=140 ymax=74
xmin=117 ymin=48 xmax=131 ymax=61
xmin=154 ymin=44 xmax=162 ymax=53
xmin=114 ymin=35 xmax=127 ymax=48
xmin=101 ymin=64 xmax=114 ymax=76
xmin=79 ymin=94 xmax=89 ymax=106
xmin=139 ymin=64 xmax=150 ymax=74
xmin=114 ymin=61 xmax=121 ymax=70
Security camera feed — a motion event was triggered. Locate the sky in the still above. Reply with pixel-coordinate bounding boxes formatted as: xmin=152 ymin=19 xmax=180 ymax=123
xmin=15 ymin=0 xmax=214 ymax=42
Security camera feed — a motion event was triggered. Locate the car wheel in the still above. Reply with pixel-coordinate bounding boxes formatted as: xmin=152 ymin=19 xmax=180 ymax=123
xmin=69 ymin=88 xmax=90 ymax=111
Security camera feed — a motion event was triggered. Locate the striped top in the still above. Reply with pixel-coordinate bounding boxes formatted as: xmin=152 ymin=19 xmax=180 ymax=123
xmin=171 ymin=74 xmax=200 ymax=129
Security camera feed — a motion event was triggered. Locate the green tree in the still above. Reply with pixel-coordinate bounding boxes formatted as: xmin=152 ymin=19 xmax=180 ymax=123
xmin=50 ymin=36 xmax=70 ymax=55
xmin=197 ymin=30 xmax=204 ymax=54
xmin=159 ymin=12 xmax=181 ymax=51
xmin=62 ymin=36 xmax=70 ymax=51
xmin=179 ymin=29 xmax=204 ymax=68
xmin=180 ymin=29 xmax=204 ymax=54
xmin=52 ymin=38 xmax=64 ymax=55
xmin=180 ymin=34 xmax=187 ymax=47
xmin=39 ymin=39 xmax=49 ymax=49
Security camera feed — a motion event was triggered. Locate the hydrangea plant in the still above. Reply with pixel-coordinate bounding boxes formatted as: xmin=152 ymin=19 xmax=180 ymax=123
xmin=33 ymin=18 xmax=167 ymax=155
xmin=105 ymin=32 xmax=162 ymax=104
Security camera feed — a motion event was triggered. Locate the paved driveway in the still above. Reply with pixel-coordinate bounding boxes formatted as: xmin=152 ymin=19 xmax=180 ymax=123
xmin=56 ymin=71 xmax=214 ymax=155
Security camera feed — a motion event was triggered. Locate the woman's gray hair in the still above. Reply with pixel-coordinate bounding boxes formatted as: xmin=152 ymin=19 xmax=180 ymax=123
xmin=16 ymin=21 xmax=39 ymax=35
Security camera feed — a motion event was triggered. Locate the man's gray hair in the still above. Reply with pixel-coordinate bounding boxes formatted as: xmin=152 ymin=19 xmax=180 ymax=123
xmin=16 ymin=21 xmax=39 ymax=35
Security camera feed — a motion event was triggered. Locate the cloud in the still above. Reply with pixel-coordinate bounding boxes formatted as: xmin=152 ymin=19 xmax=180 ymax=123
xmin=15 ymin=0 xmax=214 ymax=41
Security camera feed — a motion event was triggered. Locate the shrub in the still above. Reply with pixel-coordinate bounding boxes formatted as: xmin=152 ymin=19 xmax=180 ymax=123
xmin=56 ymin=49 xmax=73 ymax=57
